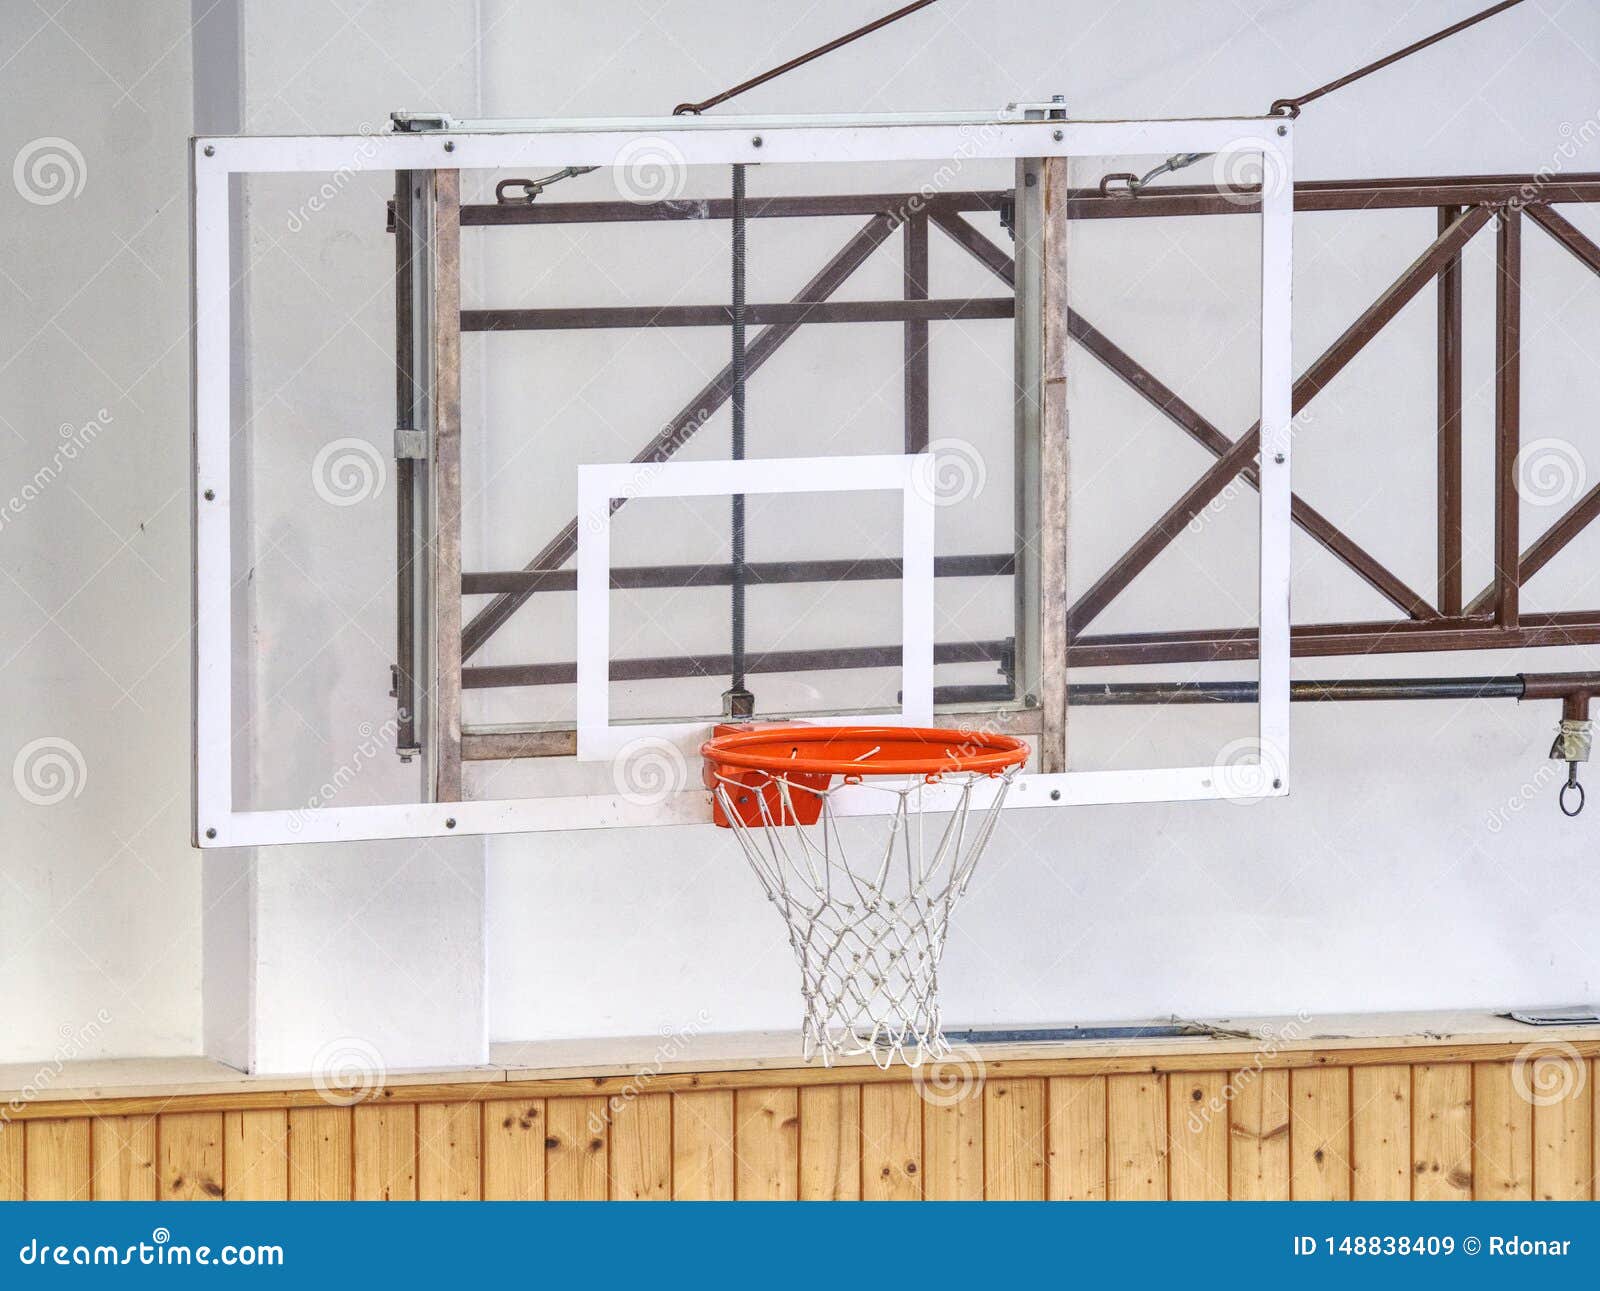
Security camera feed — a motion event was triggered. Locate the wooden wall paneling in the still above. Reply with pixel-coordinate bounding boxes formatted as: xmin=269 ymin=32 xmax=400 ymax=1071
xmin=984 ymin=1079 xmax=1047 ymax=1200
xmin=0 ymin=1123 xmax=24 ymax=1200
xmin=672 ymin=1091 xmax=734 ymax=1200
xmin=545 ymin=1097 xmax=609 ymax=1200
xmin=480 ymin=1099 xmax=543 ymax=1201
xmin=417 ymin=1102 xmax=481 ymax=1200
xmin=1047 ymin=1075 xmax=1106 ymax=1200
xmin=1229 ymin=1069 xmax=1290 ymax=1200
xmin=25 ymin=1119 xmax=91 ymax=1200
xmin=1472 ymin=1062 xmax=1532 ymax=1200
xmin=1167 ymin=1072 xmax=1229 ymax=1200
xmin=1532 ymin=1051 xmax=1593 ymax=1200
xmin=734 ymin=1088 xmax=799 ymax=1200
xmin=798 ymin=1085 xmax=861 ymax=1200
xmin=90 ymin=1115 xmax=158 ymax=1200
xmin=1107 ymin=1073 xmax=1167 ymax=1199
xmin=861 ymin=1083 xmax=923 ymax=1200
xmin=610 ymin=1093 xmax=671 ymax=1200
xmin=1412 ymin=1063 xmax=1472 ymax=1199
xmin=353 ymin=1103 xmax=418 ymax=1201
xmin=287 ymin=1107 xmax=353 ymax=1200
xmin=1290 ymin=1069 xmax=1351 ymax=1200
xmin=222 ymin=1110 xmax=287 ymax=1200
xmin=1350 ymin=1065 xmax=1411 ymax=1200
xmin=922 ymin=1086 xmax=983 ymax=1200
xmin=160 ymin=1112 xmax=225 ymax=1200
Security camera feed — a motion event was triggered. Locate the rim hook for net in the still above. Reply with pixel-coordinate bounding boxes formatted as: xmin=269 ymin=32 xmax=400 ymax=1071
xmin=1537 ymin=683 xmax=1594 ymax=817
xmin=1560 ymin=767 xmax=1585 ymax=818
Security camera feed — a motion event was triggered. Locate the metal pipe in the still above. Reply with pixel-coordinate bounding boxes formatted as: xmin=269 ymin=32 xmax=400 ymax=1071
xmin=1067 ymin=676 xmax=1532 ymax=707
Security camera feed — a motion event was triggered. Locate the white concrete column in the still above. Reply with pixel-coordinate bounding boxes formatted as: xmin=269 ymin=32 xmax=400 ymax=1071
xmin=195 ymin=0 xmax=488 ymax=1075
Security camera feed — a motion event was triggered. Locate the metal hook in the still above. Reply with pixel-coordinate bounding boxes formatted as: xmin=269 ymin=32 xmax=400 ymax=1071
xmin=1561 ymin=764 xmax=1585 ymax=816
xmin=1098 ymin=172 xmax=1141 ymax=197
xmin=494 ymin=167 xmax=598 ymax=205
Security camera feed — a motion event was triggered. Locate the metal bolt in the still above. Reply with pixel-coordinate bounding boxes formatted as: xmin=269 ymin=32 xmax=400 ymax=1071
xmin=203 ymin=145 xmax=215 ymax=157
xmin=1049 ymin=789 xmax=1061 ymax=802
xmin=1277 ymin=125 xmax=1288 ymax=136
xmin=751 ymin=135 xmax=763 ymax=148
xmin=205 ymin=828 xmax=217 ymax=840
xmin=1272 ymin=778 xmax=1282 ymax=789
xmin=1273 ymin=452 xmax=1285 ymax=464
xmin=444 ymin=816 xmax=457 ymax=829
xmin=1053 ymin=129 xmax=1063 ymax=142
xmin=203 ymin=488 xmax=215 ymax=501
xmin=443 ymin=140 xmax=455 ymax=152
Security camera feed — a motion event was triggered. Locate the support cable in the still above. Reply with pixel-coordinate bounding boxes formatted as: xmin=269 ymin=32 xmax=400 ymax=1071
xmin=1099 ymin=0 xmax=1529 ymax=195
xmin=672 ymin=0 xmax=939 ymax=116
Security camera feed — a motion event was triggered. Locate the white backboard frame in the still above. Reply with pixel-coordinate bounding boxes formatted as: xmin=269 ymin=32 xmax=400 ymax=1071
xmin=575 ymin=454 xmax=936 ymax=760
xmin=191 ymin=110 xmax=1293 ymax=847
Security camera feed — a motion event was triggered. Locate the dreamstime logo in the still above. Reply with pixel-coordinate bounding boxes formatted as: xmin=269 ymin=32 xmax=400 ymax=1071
xmin=910 ymin=1042 xmax=986 ymax=1106
xmin=13 ymin=137 xmax=86 ymax=205
xmin=287 ymin=717 xmax=400 ymax=834
xmin=588 ymin=1009 xmax=713 ymax=1134
xmin=1484 ymin=762 xmax=1560 ymax=833
xmin=311 ymin=438 xmax=386 ymax=506
xmin=1188 ymin=1011 xmax=1312 ymax=1132
xmin=2 ymin=1008 xmax=112 ymax=1125
xmin=12 ymin=736 xmax=87 ymax=806
xmin=1211 ymin=736 xmax=1286 ymax=805
xmin=286 ymin=123 xmax=379 ymax=232
xmin=1516 ymin=438 xmax=1587 ymax=508
xmin=1510 ymin=110 xmax=1600 ymax=210
xmin=0 ymin=409 xmax=113 ymax=534
xmin=310 ymin=1036 xmax=386 ymax=1106
xmin=613 ymin=137 xmax=687 ymax=203
xmin=913 ymin=440 xmax=986 ymax=508
xmin=1210 ymin=139 xmax=1289 ymax=208
xmin=611 ymin=736 xmax=689 ymax=806
xmin=1511 ymin=1039 xmax=1587 ymax=1107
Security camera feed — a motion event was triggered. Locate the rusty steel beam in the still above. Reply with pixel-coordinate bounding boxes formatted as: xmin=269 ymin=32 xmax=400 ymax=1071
xmin=904 ymin=212 xmax=930 ymax=453
xmin=927 ymin=210 xmax=1434 ymax=620
xmin=462 ymin=639 xmax=1011 ymax=690
xmin=459 ymin=212 xmax=901 ymax=661
xmin=461 ymin=297 xmax=1012 ymax=331
xmin=453 ymin=190 xmax=1005 ymax=226
xmin=438 ymin=174 xmax=1600 ymax=230
xmin=1525 ymin=201 xmax=1600 ymax=278
xmin=461 ymin=552 xmax=1014 ymax=596
xmin=1437 ymin=205 xmax=1464 ymax=616
xmin=1494 ymin=207 xmax=1522 ymax=628
xmin=1063 ymin=204 xmax=1493 ymax=635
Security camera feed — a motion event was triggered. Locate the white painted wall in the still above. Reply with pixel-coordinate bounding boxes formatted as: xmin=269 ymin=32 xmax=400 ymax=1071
xmin=0 ymin=1 xmax=200 ymax=1062
xmin=2 ymin=1 xmax=1598 ymax=1065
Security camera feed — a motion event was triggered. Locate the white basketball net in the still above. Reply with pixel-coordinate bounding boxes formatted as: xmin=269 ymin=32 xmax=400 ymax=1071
xmin=713 ymin=766 xmax=1019 ymax=1069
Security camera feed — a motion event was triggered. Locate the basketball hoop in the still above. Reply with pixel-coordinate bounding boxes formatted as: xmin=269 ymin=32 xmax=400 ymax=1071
xmin=702 ymin=725 xmax=1029 ymax=1068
